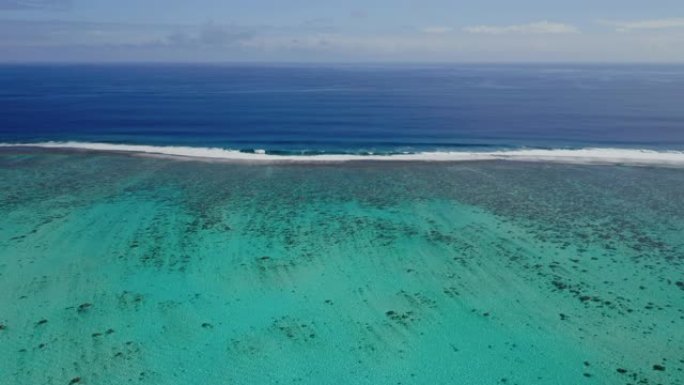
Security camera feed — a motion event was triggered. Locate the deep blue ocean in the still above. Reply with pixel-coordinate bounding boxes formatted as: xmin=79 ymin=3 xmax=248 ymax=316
xmin=1 ymin=64 xmax=684 ymax=153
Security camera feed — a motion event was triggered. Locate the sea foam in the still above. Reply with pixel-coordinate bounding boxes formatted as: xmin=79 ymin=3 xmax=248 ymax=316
xmin=2 ymin=142 xmax=684 ymax=166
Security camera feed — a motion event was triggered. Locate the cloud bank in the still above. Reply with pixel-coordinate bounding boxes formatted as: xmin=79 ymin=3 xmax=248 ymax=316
xmin=422 ymin=26 xmax=453 ymax=34
xmin=600 ymin=18 xmax=684 ymax=32
xmin=1 ymin=16 xmax=683 ymax=62
xmin=463 ymin=21 xmax=579 ymax=35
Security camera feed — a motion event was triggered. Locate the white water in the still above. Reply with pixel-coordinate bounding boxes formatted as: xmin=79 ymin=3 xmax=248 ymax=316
xmin=3 ymin=141 xmax=684 ymax=166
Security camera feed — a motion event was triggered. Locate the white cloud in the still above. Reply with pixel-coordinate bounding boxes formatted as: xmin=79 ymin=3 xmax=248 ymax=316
xmin=3 ymin=18 xmax=684 ymax=62
xmin=463 ymin=21 xmax=579 ymax=35
xmin=599 ymin=18 xmax=684 ymax=32
xmin=422 ymin=26 xmax=453 ymax=34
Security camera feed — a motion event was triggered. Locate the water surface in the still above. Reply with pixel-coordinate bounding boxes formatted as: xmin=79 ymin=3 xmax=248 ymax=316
xmin=0 ymin=149 xmax=682 ymax=385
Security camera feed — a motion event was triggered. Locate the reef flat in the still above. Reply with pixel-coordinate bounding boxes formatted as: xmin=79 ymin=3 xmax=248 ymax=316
xmin=0 ymin=149 xmax=682 ymax=385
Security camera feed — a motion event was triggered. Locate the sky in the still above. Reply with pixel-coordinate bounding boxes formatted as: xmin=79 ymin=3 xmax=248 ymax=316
xmin=1 ymin=0 xmax=684 ymax=62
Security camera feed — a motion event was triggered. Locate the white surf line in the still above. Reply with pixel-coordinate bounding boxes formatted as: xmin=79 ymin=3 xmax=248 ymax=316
xmin=2 ymin=142 xmax=684 ymax=166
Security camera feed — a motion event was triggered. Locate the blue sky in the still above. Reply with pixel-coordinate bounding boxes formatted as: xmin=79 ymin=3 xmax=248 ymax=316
xmin=1 ymin=0 xmax=684 ymax=62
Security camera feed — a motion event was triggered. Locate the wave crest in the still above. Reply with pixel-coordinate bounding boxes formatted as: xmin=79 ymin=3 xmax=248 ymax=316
xmin=2 ymin=141 xmax=684 ymax=166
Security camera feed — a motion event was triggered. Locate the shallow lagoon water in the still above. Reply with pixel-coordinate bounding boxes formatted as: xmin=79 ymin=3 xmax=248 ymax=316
xmin=0 ymin=149 xmax=682 ymax=385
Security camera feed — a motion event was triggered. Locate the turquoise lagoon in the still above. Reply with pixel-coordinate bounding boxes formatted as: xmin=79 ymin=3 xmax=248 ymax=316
xmin=0 ymin=149 xmax=682 ymax=385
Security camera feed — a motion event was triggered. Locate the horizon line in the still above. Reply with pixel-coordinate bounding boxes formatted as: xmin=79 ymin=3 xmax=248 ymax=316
xmin=2 ymin=60 xmax=684 ymax=66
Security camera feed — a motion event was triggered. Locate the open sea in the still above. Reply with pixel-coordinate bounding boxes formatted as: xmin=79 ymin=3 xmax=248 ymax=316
xmin=0 ymin=64 xmax=683 ymax=385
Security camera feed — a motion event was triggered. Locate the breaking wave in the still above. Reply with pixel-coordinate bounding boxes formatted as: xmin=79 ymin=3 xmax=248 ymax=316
xmin=2 ymin=141 xmax=684 ymax=167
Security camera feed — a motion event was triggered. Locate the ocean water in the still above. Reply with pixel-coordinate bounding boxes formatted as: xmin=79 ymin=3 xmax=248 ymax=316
xmin=1 ymin=64 xmax=684 ymax=152
xmin=1 ymin=151 xmax=683 ymax=384
xmin=0 ymin=65 xmax=683 ymax=385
